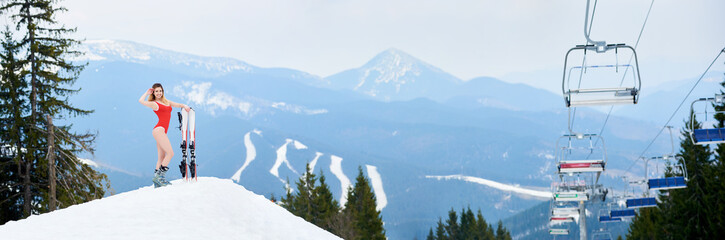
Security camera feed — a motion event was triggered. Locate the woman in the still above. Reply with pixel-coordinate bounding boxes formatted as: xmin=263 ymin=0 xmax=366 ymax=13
xmin=139 ymin=83 xmax=190 ymax=187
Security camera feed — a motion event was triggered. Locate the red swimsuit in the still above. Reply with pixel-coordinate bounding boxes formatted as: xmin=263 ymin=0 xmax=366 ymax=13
xmin=153 ymin=101 xmax=172 ymax=133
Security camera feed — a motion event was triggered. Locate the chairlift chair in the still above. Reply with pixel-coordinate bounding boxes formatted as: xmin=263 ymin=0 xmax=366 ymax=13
xmin=550 ymin=216 xmax=576 ymax=224
xmin=591 ymin=229 xmax=614 ymax=240
xmin=555 ymin=134 xmax=607 ymax=184
xmin=690 ymin=94 xmax=725 ymax=145
xmin=551 ymin=201 xmax=580 ymax=217
xmin=598 ymin=208 xmax=622 ymax=223
xmin=562 ymin=44 xmax=642 ymax=107
xmin=549 ymin=201 xmax=578 ymax=225
xmin=626 ymin=197 xmax=657 ymax=209
xmin=553 ymin=178 xmax=589 ymax=202
xmin=549 ymin=228 xmax=570 ymax=235
xmin=609 ymin=209 xmax=636 ymax=218
xmin=646 ymin=155 xmax=688 ymax=191
xmin=622 ymin=177 xmax=658 ymax=208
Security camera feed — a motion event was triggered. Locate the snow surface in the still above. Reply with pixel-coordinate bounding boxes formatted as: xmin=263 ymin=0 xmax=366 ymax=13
xmin=78 ymin=158 xmax=99 ymax=168
xmin=270 ymin=139 xmax=294 ymax=178
xmin=293 ymin=140 xmax=308 ymax=150
xmin=426 ymin=175 xmax=552 ymax=199
xmin=231 ymin=130 xmax=262 ymax=182
xmin=0 ymin=177 xmax=341 ymax=240
xmin=365 ymin=165 xmax=388 ymax=211
xmin=329 ymin=155 xmax=351 ymax=207
xmin=309 ymin=152 xmax=323 ymax=172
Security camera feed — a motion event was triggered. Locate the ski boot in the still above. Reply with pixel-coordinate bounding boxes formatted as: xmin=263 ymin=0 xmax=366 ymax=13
xmin=152 ymin=166 xmax=172 ymax=188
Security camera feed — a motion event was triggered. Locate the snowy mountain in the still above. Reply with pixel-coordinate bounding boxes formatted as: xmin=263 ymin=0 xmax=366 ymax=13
xmin=63 ymin=40 xmax=678 ymax=239
xmin=77 ymin=40 xmax=326 ymax=84
xmin=0 ymin=177 xmax=341 ymax=240
xmin=325 ymin=48 xmax=461 ymax=102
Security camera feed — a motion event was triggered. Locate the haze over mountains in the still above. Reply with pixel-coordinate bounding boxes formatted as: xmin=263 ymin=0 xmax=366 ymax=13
xmin=65 ymin=40 xmax=720 ymax=239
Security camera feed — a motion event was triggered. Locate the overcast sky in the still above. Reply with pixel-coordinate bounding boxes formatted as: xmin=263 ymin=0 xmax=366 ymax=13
xmin=48 ymin=0 xmax=725 ymax=84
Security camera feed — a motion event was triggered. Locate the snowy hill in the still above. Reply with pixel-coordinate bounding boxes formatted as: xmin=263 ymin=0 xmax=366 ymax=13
xmin=0 ymin=177 xmax=341 ymax=240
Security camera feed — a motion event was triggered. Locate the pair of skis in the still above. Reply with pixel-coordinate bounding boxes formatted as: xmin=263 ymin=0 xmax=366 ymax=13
xmin=178 ymin=109 xmax=197 ymax=181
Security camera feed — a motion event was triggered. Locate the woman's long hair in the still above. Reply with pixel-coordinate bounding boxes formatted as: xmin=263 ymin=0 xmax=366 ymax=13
xmin=147 ymin=83 xmax=169 ymax=104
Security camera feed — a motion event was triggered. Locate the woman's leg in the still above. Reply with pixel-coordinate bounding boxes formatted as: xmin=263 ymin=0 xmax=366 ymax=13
xmin=156 ymin=141 xmax=164 ymax=170
xmin=152 ymin=127 xmax=174 ymax=167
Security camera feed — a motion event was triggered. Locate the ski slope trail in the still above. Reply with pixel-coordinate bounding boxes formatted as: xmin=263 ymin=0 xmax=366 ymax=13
xmin=426 ymin=174 xmax=552 ymax=199
xmin=0 ymin=177 xmax=341 ymax=240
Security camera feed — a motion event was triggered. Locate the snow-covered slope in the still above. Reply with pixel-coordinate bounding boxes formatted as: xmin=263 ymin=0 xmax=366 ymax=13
xmin=426 ymin=175 xmax=552 ymax=199
xmin=0 ymin=177 xmax=341 ymax=240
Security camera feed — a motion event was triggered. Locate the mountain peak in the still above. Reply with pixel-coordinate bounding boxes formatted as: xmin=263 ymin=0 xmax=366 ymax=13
xmin=325 ymin=48 xmax=461 ymax=101
xmin=0 ymin=177 xmax=341 ymax=239
xmin=364 ymin=47 xmax=428 ymax=71
xmin=76 ymin=39 xmax=255 ymax=77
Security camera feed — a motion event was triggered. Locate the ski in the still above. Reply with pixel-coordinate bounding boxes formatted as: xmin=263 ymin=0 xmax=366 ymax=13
xmin=178 ymin=108 xmax=197 ymax=181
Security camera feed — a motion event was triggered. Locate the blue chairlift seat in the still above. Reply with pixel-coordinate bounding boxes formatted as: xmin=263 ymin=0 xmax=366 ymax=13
xmin=648 ymin=177 xmax=686 ymax=190
xmin=693 ymin=128 xmax=725 ymax=144
xmin=610 ymin=209 xmax=636 ymax=218
xmin=598 ymin=215 xmax=622 ymax=223
xmin=626 ymin=197 xmax=657 ymax=208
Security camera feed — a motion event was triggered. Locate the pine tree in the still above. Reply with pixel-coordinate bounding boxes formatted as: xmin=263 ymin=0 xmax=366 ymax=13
xmin=666 ymin=112 xmax=715 ymax=238
xmin=426 ymin=228 xmax=436 ymax=240
xmin=494 ymin=220 xmax=511 ymax=240
xmin=427 ymin=208 xmax=508 ymax=240
xmin=313 ymin=169 xmax=340 ymax=231
xmin=709 ymin=76 xmax=725 ymax=235
xmin=0 ymin=0 xmax=108 ymax=221
xmin=280 ymin=164 xmax=349 ymax=238
xmin=435 ymin=218 xmax=448 ymax=240
xmin=460 ymin=207 xmax=476 ymax=239
xmin=0 ymin=27 xmax=27 ymax=224
xmin=445 ymin=209 xmax=460 ymax=240
xmin=294 ymin=164 xmax=317 ymax=221
xmin=475 ymin=209 xmax=494 ymax=240
xmin=280 ymin=176 xmax=295 ymax=211
xmin=626 ymin=206 xmax=663 ymax=239
xmin=344 ymin=166 xmax=386 ymax=240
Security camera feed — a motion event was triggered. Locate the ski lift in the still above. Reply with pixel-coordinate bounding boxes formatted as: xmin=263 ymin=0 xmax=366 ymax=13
xmin=549 ymin=228 xmax=570 ymax=235
xmin=555 ymin=134 xmax=607 ymax=180
xmin=562 ymin=55 xmax=641 ymax=107
xmin=622 ymin=176 xmax=657 ymax=209
xmin=598 ymin=202 xmax=622 ymax=223
xmin=550 ymin=201 xmax=578 ymax=225
xmin=591 ymin=228 xmax=614 ymax=240
xmin=626 ymin=197 xmax=657 ymax=208
xmin=551 ymin=201 xmax=580 ymax=218
xmin=603 ymin=195 xmax=636 ymax=219
xmin=690 ymin=94 xmax=725 ymax=145
xmin=609 ymin=209 xmax=636 ymax=218
xmin=552 ymin=177 xmax=589 ymax=202
xmin=598 ymin=214 xmax=622 ymax=223
xmin=646 ymin=155 xmax=688 ymax=191
xmin=561 ymin=0 xmax=642 ymax=108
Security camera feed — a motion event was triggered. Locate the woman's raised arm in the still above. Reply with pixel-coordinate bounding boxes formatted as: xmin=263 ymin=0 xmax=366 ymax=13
xmin=139 ymin=88 xmax=157 ymax=110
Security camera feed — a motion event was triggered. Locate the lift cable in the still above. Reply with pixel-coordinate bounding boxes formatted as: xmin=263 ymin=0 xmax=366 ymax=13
xmin=623 ymin=47 xmax=725 ymax=175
